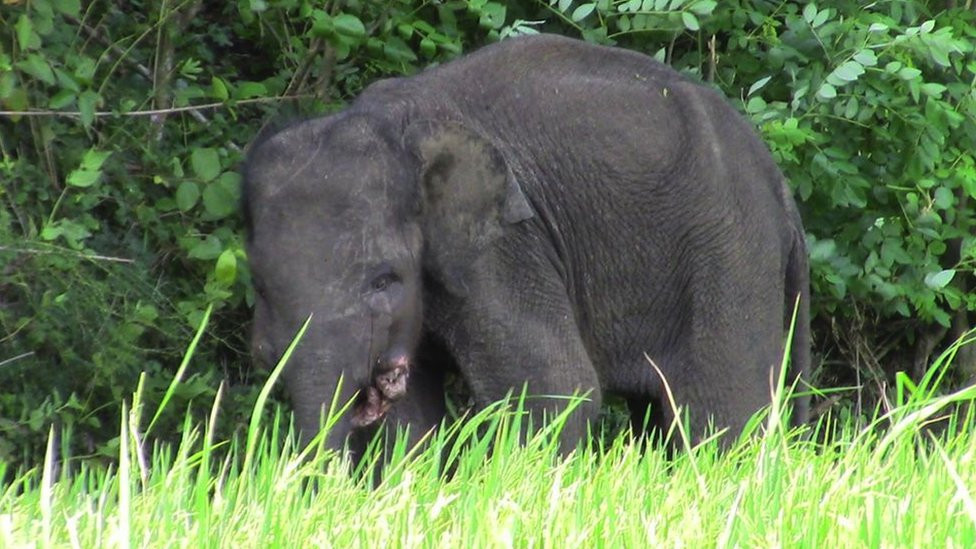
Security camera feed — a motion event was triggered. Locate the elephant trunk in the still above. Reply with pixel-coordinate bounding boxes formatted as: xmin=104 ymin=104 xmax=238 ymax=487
xmin=284 ymin=352 xmax=414 ymax=456
xmin=284 ymin=361 xmax=362 ymax=452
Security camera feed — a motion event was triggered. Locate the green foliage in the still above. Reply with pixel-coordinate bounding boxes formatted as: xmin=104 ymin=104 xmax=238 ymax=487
xmin=2 ymin=0 xmax=975 ymax=470
xmin=3 ymin=348 xmax=976 ymax=547
xmin=0 ymin=0 xmax=500 ymax=469
xmin=725 ymin=4 xmax=975 ymax=331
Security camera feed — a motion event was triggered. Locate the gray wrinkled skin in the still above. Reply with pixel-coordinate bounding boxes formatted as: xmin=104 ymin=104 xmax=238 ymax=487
xmin=242 ymin=34 xmax=810 ymax=458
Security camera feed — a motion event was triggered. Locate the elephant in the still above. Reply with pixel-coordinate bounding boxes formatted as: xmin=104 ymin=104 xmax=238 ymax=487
xmin=242 ymin=33 xmax=810 ymax=459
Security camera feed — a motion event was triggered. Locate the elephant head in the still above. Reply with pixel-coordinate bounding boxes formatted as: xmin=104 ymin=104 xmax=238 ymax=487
xmin=242 ymin=111 xmax=532 ymax=453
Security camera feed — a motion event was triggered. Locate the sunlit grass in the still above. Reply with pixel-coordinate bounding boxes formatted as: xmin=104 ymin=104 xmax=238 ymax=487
xmin=3 ymin=326 xmax=976 ymax=547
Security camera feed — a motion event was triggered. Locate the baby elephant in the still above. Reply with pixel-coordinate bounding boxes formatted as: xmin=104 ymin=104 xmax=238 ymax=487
xmin=243 ymin=33 xmax=810 ymax=458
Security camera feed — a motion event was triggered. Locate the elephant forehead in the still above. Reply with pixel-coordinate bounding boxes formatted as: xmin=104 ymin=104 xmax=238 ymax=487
xmin=249 ymin=122 xmax=408 ymax=204
xmin=325 ymin=226 xmax=418 ymax=264
xmin=253 ymin=162 xmax=397 ymax=215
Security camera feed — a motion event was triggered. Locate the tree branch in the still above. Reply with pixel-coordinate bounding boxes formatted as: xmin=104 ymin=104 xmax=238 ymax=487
xmin=0 ymin=95 xmax=312 ymax=119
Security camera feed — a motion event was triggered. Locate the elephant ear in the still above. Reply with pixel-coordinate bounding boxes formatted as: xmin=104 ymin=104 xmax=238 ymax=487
xmin=406 ymin=120 xmax=534 ymax=292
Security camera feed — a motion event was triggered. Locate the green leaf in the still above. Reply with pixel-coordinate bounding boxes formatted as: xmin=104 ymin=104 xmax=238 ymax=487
xmin=689 ymin=0 xmax=717 ymax=16
xmin=383 ymin=37 xmax=418 ymax=63
xmin=66 ymin=169 xmax=100 ymax=187
xmin=748 ymin=76 xmax=771 ymax=97
xmin=73 ymin=57 xmax=97 ymax=86
xmin=960 ymin=165 xmax=976 ymax=200
xmin=4 ymin=88 xmax=29 ymax=113
xmin=17 ymin=54 xmax=55 ymax=86
xmin=681 ymin=12 xmax=700 ymax=31
xmin=16 ymin=15 xmax=33 ymax=51
xmin=333 ymin=14 xmax=366 ymax=39
xmin=811 ymin=8 xmax=829 ymax=27
xmin=924 ymin=269 xmax=955 ymax=290
xmin=816 ymin=82 xmax=836 ymax=100
xmin=211 ymin=77 xmax=229 ymax=101
xmin=311 ymin=11 xmax=335 ymax=37
xmin=897 ymin=67 xmax=921 ymax=81
xmin=745 ymin=96 xmax=766 ymax=114
xmin=480 ymin=2 xmax=507 ymax=29
xmin=78 ymin=90 xmax=98 ymax=129
xmin=397 ymin=23 xmax=413 ymax=39
xmin=809 ymin=238 xmax=836 ymax=262
xmin=0 ymin=72 xmax=15 ymax=100
xmin=191 ymin=148 xmax=221 ymax=182
xmin=48 ymin=90 xmax=75 ymax=109
xmin=40 ymin=224 xmax=63 ymax=240
xmin=832 ymin=61 xmax=865 ymax=83
xmin=571 ymin=3 xmax=596 ymax=22
xmin=843 ymin=97 xmax=859 ymax=119
xmin=202 ymin=173 xmax=240 ymax=220
xmin=933 ymin=186 xmax=953 ymax=209
xmin=65 ymin=149 xmax=111 ymax=187
xmin=420 ymin=38 xmax=437 ymax=58
xmin=188 ymin=235 xmax=223 ymax=260
xmin=927 ymin=42 xmax=951 ymax=68
xmin=853 ymin=49 xmax=877 ymax=67
xmin=236 ymin=81 xmax=267 ymax=99
xmin=80 ymin=149 xmax=111 ymax=171
xmin=176 ymin=181 xmax=200 ymax=211
xmin=920 ymin=83 xmax=946 ymax=98
xmin=215 ymin=249 xmax=238 ymax=286
xmin=802 ymin=3 xmax=817 ymax=24
xmin=135 ymin=303 xmax=159 ymax=324
xmin=52 ymin=0 xmax=81 ymax=17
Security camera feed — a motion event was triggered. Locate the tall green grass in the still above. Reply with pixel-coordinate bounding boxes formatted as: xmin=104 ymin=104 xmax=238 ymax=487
xmin=3 ymin=325 xmax=975 ymax=547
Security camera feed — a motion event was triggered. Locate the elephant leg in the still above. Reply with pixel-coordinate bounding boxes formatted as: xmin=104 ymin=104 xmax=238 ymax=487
xmin=382 ymin=361 xmax=447 ymax=450
xmin=625 ymin=397 xmax=653 ymax=435
xmin=651 ymin=354 xmax=777 ymax=447
xmin=434 ymin=278 xmax=603 ymax=453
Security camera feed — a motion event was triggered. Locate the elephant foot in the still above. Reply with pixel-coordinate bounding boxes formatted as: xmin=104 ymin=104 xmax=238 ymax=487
xmin=351 ymin=357 xmax=411 ymax=427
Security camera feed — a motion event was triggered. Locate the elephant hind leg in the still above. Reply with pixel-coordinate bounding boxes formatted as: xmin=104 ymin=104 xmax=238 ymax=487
xmin=625 ymin=394 xmax=684 ymax=449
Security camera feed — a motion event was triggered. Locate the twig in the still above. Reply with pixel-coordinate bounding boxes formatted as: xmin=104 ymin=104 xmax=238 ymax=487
xmin=67 ymin=15 xmax=153 ymax=81
xmin=707 ymin=34 xmax=717 ymax=83
xmin=0 ymin=352 xmax=36 ymax=368
xmin=153 ymin=0 xmax=205 ymax=141
xmin=0 ymin=245 xmax=135 ymax=264
xmin=0 ymin=95 xmax=312 ymax=119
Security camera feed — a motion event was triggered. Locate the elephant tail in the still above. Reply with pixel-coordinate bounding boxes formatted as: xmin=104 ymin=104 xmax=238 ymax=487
xmin=785 ymin=227 xmax=811 ymax=427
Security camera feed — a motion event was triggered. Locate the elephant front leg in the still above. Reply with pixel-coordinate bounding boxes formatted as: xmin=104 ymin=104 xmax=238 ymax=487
xmin=432 ymin=278 xmax=603 ymax=453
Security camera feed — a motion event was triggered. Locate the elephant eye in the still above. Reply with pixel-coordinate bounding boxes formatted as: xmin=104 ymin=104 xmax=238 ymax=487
xmin=369 ymin=272 xmax=400 ymax=292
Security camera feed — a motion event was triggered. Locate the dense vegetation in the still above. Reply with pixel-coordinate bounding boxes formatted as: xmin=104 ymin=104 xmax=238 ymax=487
xmin=2 ymin=0 xmax=975 ymax=468
xmin=3 ymin=347 xmax=976 ymax=546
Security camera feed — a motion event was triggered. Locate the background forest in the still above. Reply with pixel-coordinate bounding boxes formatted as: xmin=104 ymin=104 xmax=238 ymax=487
xmin=1 ymin=0 xmax=975 ymax=469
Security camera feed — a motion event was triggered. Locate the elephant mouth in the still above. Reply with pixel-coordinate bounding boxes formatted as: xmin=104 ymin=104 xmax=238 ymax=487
xmin=350 ymin=358 xmax=410 ymax=427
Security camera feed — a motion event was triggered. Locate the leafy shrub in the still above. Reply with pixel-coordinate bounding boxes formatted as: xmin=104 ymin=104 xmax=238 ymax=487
xmin=0 ymin=0 xmax=500 ymax=469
